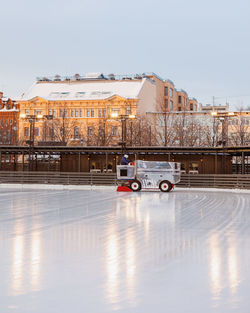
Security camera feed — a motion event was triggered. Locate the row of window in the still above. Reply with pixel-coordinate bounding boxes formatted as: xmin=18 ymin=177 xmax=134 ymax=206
xmin=228 ymin=119 xmax=250 ymax=126
xmin=0 ymin=118 xmax=15 ymax=127
xmin=165 ymin=99 xmax=197 ymax=112
xmin=164 ymin=99 xmax=174 ymax=110
xmin=178 ymin=96 xmax=188 ymax=106
xmin=24 ymin=126 xmax=119 ymax=138
xmin=164 ymin=87 xmax=174 ymax=97
xmin=24 ymin=107 xmax=132 ymax=118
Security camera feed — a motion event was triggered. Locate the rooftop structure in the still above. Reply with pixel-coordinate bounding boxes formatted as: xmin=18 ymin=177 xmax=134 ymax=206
xmin=200 ymin=103 xmax=229 ymax=112
xmin=20 ymin=78 xmax=154 ymax=101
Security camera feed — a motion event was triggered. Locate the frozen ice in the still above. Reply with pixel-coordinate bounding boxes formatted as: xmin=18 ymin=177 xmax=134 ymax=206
xmin=1 ymin=187 xmax=250 ymax=312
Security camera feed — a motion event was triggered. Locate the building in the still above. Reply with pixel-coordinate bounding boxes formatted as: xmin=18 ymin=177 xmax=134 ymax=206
xmin=17 ymin=73 xmax=157 ymax=146
xmin=200 ymin=103 xmax=229 ymax=112
xmin=0 ymin=94 xmax=19 ymax=145
xmin=144 ymin=73 xmax=199 ymax=112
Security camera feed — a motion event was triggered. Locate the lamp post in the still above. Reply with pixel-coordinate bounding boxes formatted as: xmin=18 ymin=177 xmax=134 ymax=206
xmin=211 ymin=111 xmax=234 ymax=146
xmin=211 ymin=111 xmax=235 ymax=173
xmin=20 ymin=114 xmax=53 ymax=170
xmin=111 ymin=113 xmax=136 ymax=153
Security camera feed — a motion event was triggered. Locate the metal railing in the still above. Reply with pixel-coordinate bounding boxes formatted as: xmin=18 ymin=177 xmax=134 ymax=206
xmin=178 ymin=174 xmax=250 ymax=189
xmin=0 ymin=171 xmax=116 ymax=186
xmin=0 ymin=172 xmax=250 ymax=190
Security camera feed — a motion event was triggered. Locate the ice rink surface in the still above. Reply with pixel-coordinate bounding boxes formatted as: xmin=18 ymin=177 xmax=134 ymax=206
xmin=1 ymin=187 xmax=250 ymax=313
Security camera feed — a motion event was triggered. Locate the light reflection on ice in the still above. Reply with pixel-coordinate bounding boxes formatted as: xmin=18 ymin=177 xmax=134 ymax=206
xmin=30 ymin=232 xmax=41 ymax=291
xmin=11 ymin=234 xmax=24 ymax=296
xmin=227 ymin=235 xmax=239 ymax=294
xmin=125 ymin=231 xmax=136 ymax=306
xmin=106 ymin=227 xmax=120 ymax=308
xmin=209 ymin=233 xmax=222 ymax=299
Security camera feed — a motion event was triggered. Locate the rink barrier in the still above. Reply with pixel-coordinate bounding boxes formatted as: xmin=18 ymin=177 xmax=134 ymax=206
xmin=0 ymin=171 xmax=117 ymax=186
xmin=178 ymin=174 xmax=250 ymax=189
xmin=0 ymin=172 xmax=250 ymax=189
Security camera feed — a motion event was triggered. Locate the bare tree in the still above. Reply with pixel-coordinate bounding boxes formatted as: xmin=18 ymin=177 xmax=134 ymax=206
xmin=229 ymin=115 xmax=250 ymax=146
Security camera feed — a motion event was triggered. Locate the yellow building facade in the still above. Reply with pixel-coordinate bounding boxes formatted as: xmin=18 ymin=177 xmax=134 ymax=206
xmin=17 ymin=74 xmax=156 ymax=146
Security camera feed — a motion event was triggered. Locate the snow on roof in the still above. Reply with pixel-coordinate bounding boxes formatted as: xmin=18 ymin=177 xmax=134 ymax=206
xmin=0 ymin=106 xmax=19 ymax=112
xmin=19 ymin=79 xmax=147 ymax=101
xmin=84 ymin=72 xmax=105 ymax=79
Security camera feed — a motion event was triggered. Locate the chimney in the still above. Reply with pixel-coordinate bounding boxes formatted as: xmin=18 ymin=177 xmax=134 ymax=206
xmin=0 ymin=92 xmax=3 ymax=99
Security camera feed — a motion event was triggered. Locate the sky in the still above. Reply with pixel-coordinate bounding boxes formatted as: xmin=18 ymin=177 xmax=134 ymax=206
xmin=0 ymin=0 xmax=250 ymax=109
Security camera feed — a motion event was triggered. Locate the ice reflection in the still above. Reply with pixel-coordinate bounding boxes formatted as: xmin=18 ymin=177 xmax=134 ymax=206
xmin=209 ymin=233 xmax=222 ymax=298
xmin=126 ymin=231 xmax=136 ymax=305
xmin=30 ymin=232 xmax=41 ymax=291
xmin=106 ymin=228 xmax=119 ymax=306
xmin=12 ymin=234 xmax=24 ymax=295
xmin=227 ymin=235 xmax=239 ymax=294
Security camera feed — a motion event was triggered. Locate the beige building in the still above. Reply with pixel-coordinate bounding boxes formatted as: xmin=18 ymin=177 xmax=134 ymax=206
xmin=145 ymin=73 xmax=199 ymax=112
xmin=17 ymin=73 xmax=156 ymax=145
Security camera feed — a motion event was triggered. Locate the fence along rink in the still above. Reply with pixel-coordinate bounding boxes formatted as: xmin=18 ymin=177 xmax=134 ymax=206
xmin=0 ymin=172 xmax=250 ymax=189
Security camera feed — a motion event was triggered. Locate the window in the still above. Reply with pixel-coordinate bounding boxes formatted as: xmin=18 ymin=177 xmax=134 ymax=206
xmin=170 ymin=88 xmax=173 ymax=97
xmin=9 ymin=119 xmax=12 ymax=125
xmin=126 ymin=107 xmax=131 ymax=115
xmin=71 ymin=109 xmax=74 ymax=117
xmin=87 ymin=109 xmax=90 ymax=117
xmin=102 ymin=109 xmax=106 ymax=117
xmin=80 ymin=109 xmax=82 ymax=117
xmin=64 ymin=109 xmax=67 ymax=117
xmin=75 ymin=109 xmax=79 ymax=117
xmin=49 ymin=127 xmax=54 ymax=138
xmin=88 ymin=126 xmax=93 ymax=136
xmin=178 ymin=96 xmax=181 ymax=104
xmin=49 ymin=109 xmax=52 ymax=115
xmin=25 ymin=109 xmax=29 ymax=115
xmin=5 ymin=119 xmax=8 ymax=126
xmin=91 ymin=109 xmax=95 ymax=117
xmin=178 ymin=107 xmax=182 ymax=111
xmin=164 ymin=86 xmax=168 ymax=96
xmin=98 ymin=109 xmax=102 ymax=118
xmin=24 ymin=127 xmax=29 ymax=137
xmin=53 ymin=109 xmax=56 ymax=117
xmin=111 ymin=126 xmax=118 ymax=136
xmin=165 ymin=99 xmax=168 ymax=108
xmin=0 ymin=119 xmax=2 ymax=127
xmin=74 ymin=126 xmax=79 ymax=139
xmin=190 ymin=103 xmax=193 ymax=111
xmin=170 ymin=100 xmax=173 ymax=110
xmin=34 ymin=110 xmax=42 ymax=115
xmin=59 ymin=109 xmax=63 ymax=117
xmin=112 ymin=108 xmax=120 ymax=115
xmin=34 ymin=127 xmax=39 ymax=136
xmin=99 ymin=126 xmax=105 ymax=136
xmin=183 ymin=97 xmax=185 ymax=105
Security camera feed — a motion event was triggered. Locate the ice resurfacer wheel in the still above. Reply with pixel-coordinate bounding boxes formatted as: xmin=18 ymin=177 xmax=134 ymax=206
xmin=130 ymin=180 xmax=142 ymax=192
xmin=159 ymin=180 xmax=172 ymax=192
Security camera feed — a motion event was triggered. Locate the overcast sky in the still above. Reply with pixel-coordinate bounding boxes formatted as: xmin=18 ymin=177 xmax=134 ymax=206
xmin=1 ymin=0 xmax=250 ymax=108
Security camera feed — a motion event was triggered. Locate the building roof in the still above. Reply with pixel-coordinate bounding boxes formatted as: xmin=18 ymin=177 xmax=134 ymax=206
xmin=19 ymin=78 xmax=149 ymax=101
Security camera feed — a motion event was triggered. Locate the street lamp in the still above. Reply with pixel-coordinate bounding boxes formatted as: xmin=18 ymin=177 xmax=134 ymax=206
xmin=210 ymin=111 xmax=235 ymax=147
xmin=210 ymin=111 xmax=235 ymax=174
xmin=20 ymin=113 xmax=53 ymax=170
xmin=111 ymin=113 xmax=136 ymax=153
